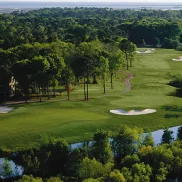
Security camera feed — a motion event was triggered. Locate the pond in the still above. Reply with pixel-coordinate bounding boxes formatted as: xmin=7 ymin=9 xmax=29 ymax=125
xmin=0 ymin=158 xmax=23 ymax=179
xmin=150 ymin=125 xmax=181 ymax=145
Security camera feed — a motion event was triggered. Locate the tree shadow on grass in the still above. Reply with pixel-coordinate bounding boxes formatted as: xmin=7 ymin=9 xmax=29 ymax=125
xmin=162 ymin=105 xmax=182 ymax=118
xmin=164 ymin=113 xmax=181 ymax=119
xmin=55 ymin=88 xmax=66 ymax=92
xmin=162 ymin=105 xmax=182 ymax=112
xmin=168 ymin=88 xmax=182 ymax=98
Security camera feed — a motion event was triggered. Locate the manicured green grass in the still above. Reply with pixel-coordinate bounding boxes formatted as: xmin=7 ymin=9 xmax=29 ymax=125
xmin=1 ymin=49 xmax=182 ymax=150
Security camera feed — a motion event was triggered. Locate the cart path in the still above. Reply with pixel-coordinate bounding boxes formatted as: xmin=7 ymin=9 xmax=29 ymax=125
xmin=122 ymin=73 xmax=134 ymax=94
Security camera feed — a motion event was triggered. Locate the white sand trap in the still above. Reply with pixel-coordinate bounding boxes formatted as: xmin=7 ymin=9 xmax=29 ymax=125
xmin=136 ymin=49 xmax=155 ymax=54
xmin=172 ymin=56 xmax=182 ymax=61
xmin=0 ymin=106 xmax=14 ymax=114
xmin=110 ymin=109 xmax=156 ymax=116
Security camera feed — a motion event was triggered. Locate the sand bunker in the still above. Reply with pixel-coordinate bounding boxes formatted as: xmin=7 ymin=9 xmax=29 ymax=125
xmin=0 ymin=106 xmax=14 ymax=114
xmin=110 ymin=109 xmax=156 ymax=116
xmin=172 ymin=56 xmax=182 ymax=61
xmin=136 ymin=49 xmax=156 ymax=54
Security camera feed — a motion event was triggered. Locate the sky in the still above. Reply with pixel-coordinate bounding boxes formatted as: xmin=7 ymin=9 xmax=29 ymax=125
xmin=1 ymin=0 xmax=182 ymax=3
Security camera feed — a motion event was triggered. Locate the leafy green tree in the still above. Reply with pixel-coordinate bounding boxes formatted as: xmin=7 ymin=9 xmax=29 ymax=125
xmin=176 ymin=44 xmax=182 ymax=51
xmin=17 ymin=175 xmax=43 ymax=182
xmin=152 ymin=146 xmax=174 ymax=170
xmin=163 ymin=38 xmax=180 ymax=49
xmin=128 ymin=44 xmax=136 ymax=67
xmin=142 ymin=133 xmax=154 ymax=147
xmin=138 ymin=146 xmax=153 ymax=166
xmin=90 ymin=129 xmax=113 ymax=164
xmin=21 ymin=139 xmax=69 ymax=177
xmin=12 ymin=59 xmax=32 ymax=103
xmin=112 ymin=125 xmax=140 ymax=158
xmin=39 ymin=139 xmax=69 ymax=176
xmin=49 ymin=79 xmax=59 ymax=98
xmin=161 ymin=128 xmax=174 ymax=144
xmin=106 ymin=170 xmax=126 ymax=182
xmin=45 ymin=177 xmax=63 ymax=182
xmin=62 ymin=66 xmax=74 ymax=100
xmin=153 ymin=163 xmax=168 ymax=182
xmin=78 ymin=157 xmax=113 ymax=180
xmin=139 ymin=145 xmax=173 ymax=181
xmin=99 ymin=56 xmax=109 ymax=94
xmin=71 ymin=56 xmax=89 ymax=100
xmin=46 ymin=54 xmax=65 ymax=98
xmin=21 ymin=151 xmax=40 ymax=175
xmin=74 ymin=42 xmax=101 ymax=100
xmin=31 ymin=56 xmax=50 ymax=102
xmin=121 ymin=154 xmax=140 ymax=168
xmin=83 ymin=178 xmax=104 ymax=182
xmin=108 ymin=51 xmax=123 ymax=89
xmin=66 ymin=148 xmax=87 ymax=177
xmin=119 ymin=39 xmax=136 ymax=70
xmin=122 ymin=163 xmax=152 ymax=182
xmin=68 ymin=25 xmax=88 ymax=44
xmin=0 ymin=49 xmax=16 ymax=73
xmin=168 ymin=142 xmax=182 ymax=180
xmin=127 ymin=19 xmax=180 ymax=46
xmin=168 ymin=73 xmax=182 ymax=88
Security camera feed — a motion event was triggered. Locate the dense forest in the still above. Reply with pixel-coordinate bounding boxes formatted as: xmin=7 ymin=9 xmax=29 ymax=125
xmin=1 ymin=8 xmax=182 ymax=102
xmin=1 ymin=8 xmax=182 ymax=48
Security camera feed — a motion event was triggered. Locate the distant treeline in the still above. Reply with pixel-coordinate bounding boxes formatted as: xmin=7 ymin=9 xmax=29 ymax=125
xmin=0 ymin=8 xmax=182 ymax=49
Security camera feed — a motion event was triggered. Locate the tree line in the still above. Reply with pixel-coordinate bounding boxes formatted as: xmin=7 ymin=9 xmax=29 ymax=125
xmin=1 ymin=39 xmax=136 ymax=102
xmin=0 ymin=8 xmax=182 ymax=49
xmin=1 ymin=125 xmax=182 ymax=182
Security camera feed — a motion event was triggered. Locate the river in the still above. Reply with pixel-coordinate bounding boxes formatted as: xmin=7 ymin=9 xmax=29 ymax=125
xmin=0 ymin=125 xmax=181 ymax=179
xmin=70 ymin=125 xmax=182 ymax=150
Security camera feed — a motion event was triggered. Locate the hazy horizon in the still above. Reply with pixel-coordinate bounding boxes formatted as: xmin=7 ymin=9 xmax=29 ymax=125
xmin=0 ymin=0 xmax=182 ymax=3
xmin=1 ymin=0 xmax=182 ymax=11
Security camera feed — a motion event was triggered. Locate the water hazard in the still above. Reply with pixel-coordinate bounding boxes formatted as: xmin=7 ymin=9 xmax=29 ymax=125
xmin=70 ymin=125 xmax=182 ymax=150
xmin=0 ymin=158 xmax=23 ymax=179
xmin=0 ymin=125 xmax=181 ymax=179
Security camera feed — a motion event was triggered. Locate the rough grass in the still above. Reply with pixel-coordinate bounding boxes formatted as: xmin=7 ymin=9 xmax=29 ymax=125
xmin=1 ymin=49 xmax=182 ymax=150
